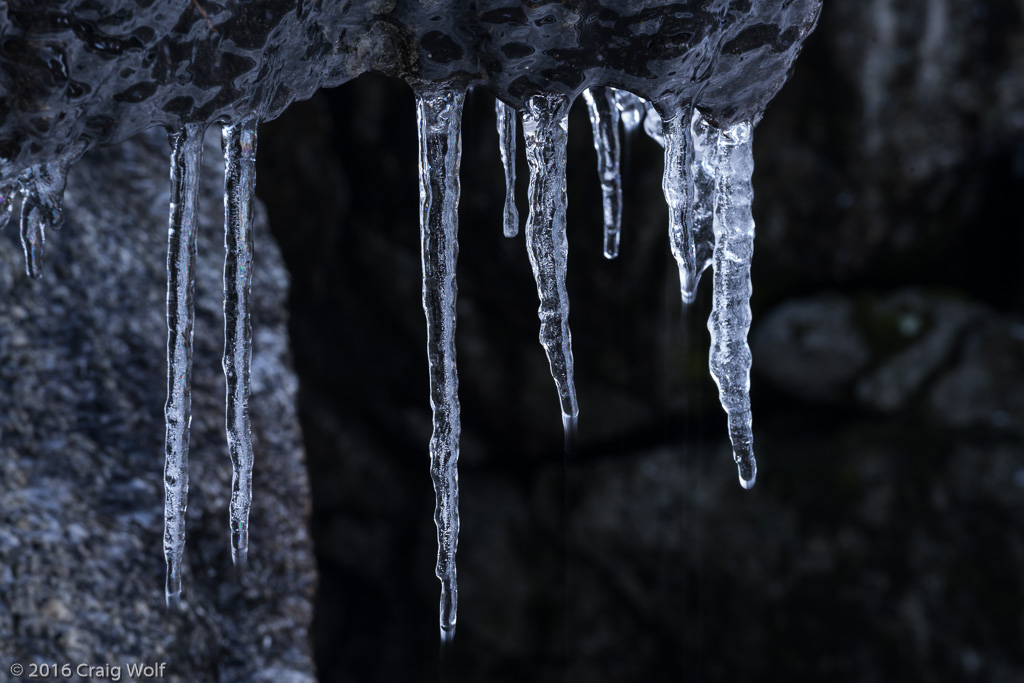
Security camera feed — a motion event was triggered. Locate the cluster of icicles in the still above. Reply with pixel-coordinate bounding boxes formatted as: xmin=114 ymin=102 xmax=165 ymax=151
xmin=0 ymin=83 xmax=759 ymax=644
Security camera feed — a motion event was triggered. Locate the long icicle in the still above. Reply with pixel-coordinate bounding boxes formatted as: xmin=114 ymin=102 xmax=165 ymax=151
xmin=708 ymin=121 xmax=757 ymax=489
xmin=662 ymin=103 xmax=701 ymax=305
xmin=415 ymin=83 xmax=465 ymax=645
xmin=582 ymin=87 xmax=623 ymax=259
xmin=18 ymin=188 xmax=45 ymax=278
xmin=495 ymin=99 xmax=519 ymax=238
xmin=222 ymin=119 xmax=258 ymax=569
xmin=163 ymin=122 xmax=205 ymax=609
xmin=521 ymin=94 xmax=579 ymax=448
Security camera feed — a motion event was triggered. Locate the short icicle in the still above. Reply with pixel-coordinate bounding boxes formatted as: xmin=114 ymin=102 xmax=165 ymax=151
xmin=0 ymin=183 xmax=16 ymax=232
xmin=708 ymin=120 xmax=757 ymax=489
xmin=415 ymin=83 xmax=465 ymax=645
xmin=495 ymin=99 xmax=519 ymax=238
xmin=16 ymin=160 xmax=72 ymax=278
xmin=221 ymin=118 xmax=259 ymax=569
xmin=661 ymin=103 xmax=702 ymax=305
xmin=582 ymin=87 xmax=623 ymax=259
xmin=521 ymin=94 xmax=579 ymax=449
xmin=163 ymin=122 xmax=205 ymax=609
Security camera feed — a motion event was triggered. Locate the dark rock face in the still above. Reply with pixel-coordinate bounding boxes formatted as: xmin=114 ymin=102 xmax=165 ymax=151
xmin=0 ymin=0 xmax=820 ymax=179
xmin=0 ymin=129 xmax=315 ymax=682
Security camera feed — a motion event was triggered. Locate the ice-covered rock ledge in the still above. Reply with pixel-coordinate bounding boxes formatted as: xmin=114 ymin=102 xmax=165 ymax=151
xmin=0 ymin=0 xmax=820 ymax=644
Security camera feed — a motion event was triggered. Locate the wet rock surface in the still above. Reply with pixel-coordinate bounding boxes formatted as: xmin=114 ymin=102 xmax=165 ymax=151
xmin=0 ymin=0 xmax=820 ymax=178
xmin=0 ymin=129 xmax=315 ymax=682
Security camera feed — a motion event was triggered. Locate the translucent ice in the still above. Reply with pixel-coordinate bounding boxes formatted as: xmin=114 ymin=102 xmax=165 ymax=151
xmin=416 ymin=84 xmax=465 ymax=643
xmin=707 ymin=121 xmax=757 ymax=489
xmin=163 ymin=122 xmax=205 ymax=609
xmin=521 ymin=94 xmax=579 ymax=446
xmin=495 ymin=99 xmax=520 ymax=238
xmin=583 ymin=87 xmax=623 ymax=259
xmin=221 ymin=119 xmax=259 ymax=569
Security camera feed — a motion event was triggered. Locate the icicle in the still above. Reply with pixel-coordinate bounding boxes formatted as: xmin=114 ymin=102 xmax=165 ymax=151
xmin=19 ymin=190 xmax=45 ymax=279
xmin=221 ymin=118 xmax=258 ymax=569
xmin=661 ymin=103 xmax=702 ymax=305
xmin=612 ymin=89 xmax=645 ymax=134
xmin=708 ymin=121 xmax=757 ymax=489
xmin=0 ymin=183 xmax=15 ymax=232
xmin=521 ymin=93 xmax=579 ymax=447
xmin=690 ymin=109 xmax=721 ymax=291
xmin=415 ymin=83 xmax=465 ymax=645
xmin=163 ymin=122 xmax=205 ymax=609
xmin=16 ymin=160 xmax=71 ymax=278
xmin=495 ymin=99 xmax=519 ymax=238
xmin=582 ymin=87 xmax=623 ymax=259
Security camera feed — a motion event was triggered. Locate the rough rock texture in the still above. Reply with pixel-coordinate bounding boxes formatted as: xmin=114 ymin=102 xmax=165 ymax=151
xmin=0 ymin=0 xmax=820 ymax=179
xmin=0 ymin=129 xmax=315 ymax=682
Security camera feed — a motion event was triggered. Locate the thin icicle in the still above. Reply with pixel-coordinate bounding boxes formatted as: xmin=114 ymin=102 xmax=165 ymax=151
xmin=222 ymin=118 xmax=258 ymax=569
xmin=495 ymin=99 xmax=519 ymax=238
xmin=582 ymin=87 xmax=623 ymax=259
xmin=521 ymin=94 xmax=579 ymax=447
xmin=612 ymin=89 xmax=645 ymax=134
xmin=163 ymin=122 xmax=205 ymax=609
xmin=708 ymin=121 xmax=757 ymax=489
xmin=19 ymin=190 xmax=45 ymax=278
xmin=690 ymin=109 xmax=721 ymax=291
xmin=661 ymin=104 xmax=702 ymax=305
xmin=415 ymin=84 xmax=465 ymax=645
xmin=0 ymin=183 xmax=15 ymax=232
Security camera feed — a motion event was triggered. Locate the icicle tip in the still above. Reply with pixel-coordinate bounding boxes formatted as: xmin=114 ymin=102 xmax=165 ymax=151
xmin=562 ymin=412 xmax=578 ymax=455
xmin=738 ymin=462 xmax=757 ymax=490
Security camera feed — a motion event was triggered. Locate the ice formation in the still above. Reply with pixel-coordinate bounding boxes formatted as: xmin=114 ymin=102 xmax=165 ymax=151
xmin=163 ymin=122 xmax=205 ymax=609
xmin=415 ymin=83 xmax=465 ymax=643
xmin=0 ymin=0 xmax=821 ymax=644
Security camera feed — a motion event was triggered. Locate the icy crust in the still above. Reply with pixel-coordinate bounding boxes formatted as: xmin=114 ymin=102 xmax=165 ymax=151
xmin=0 ymin=0 xmax=820 ymax=181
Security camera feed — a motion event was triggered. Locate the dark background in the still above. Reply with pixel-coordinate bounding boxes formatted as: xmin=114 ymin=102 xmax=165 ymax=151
xmin=256 ymin=2 xmax=1024 ymax=681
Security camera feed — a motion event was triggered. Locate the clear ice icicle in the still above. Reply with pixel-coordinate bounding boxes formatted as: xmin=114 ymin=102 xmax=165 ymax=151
xmin=612 ymin=89 xmax=645 ymax=134
xmin=690 ymin=109 xmax=721 ymax=290
xmin=521 ymin=94 xmax=579 ymax=445
xmin=19 ymin=190 xmax=45 ymax=279
xmin=582 ymin=87 xmax=623 ymax=259
xmin=163 ymin=122 xmax=205 ymax=608
xmin=708 ymin=121 xmax=757 ymax=489
xmin=222 ymin=119 xmax=258 ymax=569
xmin=661 ymin=104 xmax=702 ymax=305
xmin=495 ymin=99 xmax=519 ymax=238
xmin=0 ymin=183 xmax=15 ymax=232
xmin=416 ymin=84 xmax=465 ymax=644
xmin=16 ymin=160 xmax=72 ymax=278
